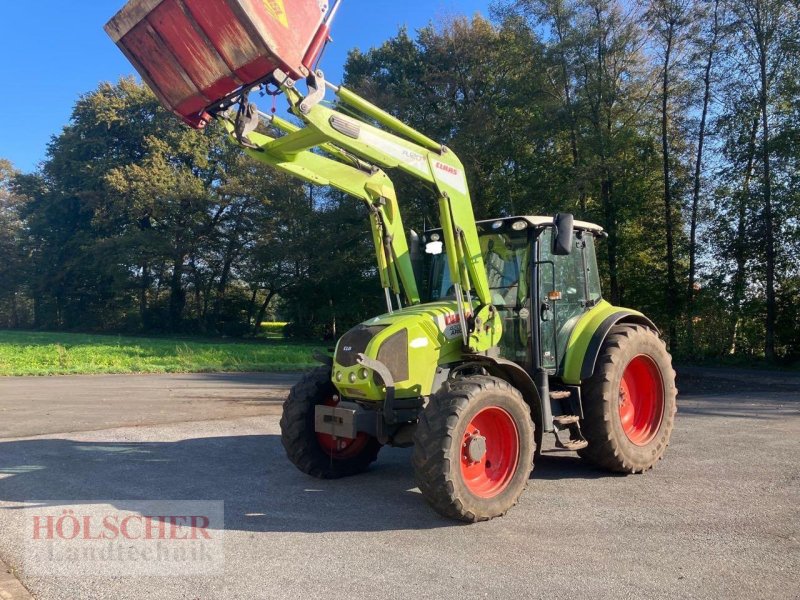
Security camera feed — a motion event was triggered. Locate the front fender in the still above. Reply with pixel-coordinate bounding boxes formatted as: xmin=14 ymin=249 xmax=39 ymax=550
xmin=462 ymin=355 xmax=544 ymax=428
xmin=562 ymin=301 xmax=658 ymax=385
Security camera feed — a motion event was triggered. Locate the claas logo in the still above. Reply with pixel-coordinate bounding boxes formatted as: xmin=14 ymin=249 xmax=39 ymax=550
xmin=435 ymin=162 xmax=458 ymax=176
xmin=443 ymin=313 xmax=462 ymax=327
xmin=262 ymin=0 xmax=289 ymax=28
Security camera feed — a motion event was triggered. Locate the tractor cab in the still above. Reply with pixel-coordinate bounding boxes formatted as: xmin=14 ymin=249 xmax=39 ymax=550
xmin=420 ymin=215 xmax=606 ymax=381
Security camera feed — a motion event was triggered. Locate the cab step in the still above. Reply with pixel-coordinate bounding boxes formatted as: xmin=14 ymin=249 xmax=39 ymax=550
xmin=553 ymin=436 xmax=589 ymax=451
xmin=553 ymin=414 xmax=580 ymax=426
xmin=552 ymin=415 xmax=589 ymax=451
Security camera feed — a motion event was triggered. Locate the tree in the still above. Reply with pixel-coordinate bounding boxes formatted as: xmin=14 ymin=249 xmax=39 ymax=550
xmin=731 ymin=0 xmax=799 ymax=360
xmin=714 ymin=107 xmax=759 ymax=356
xmin=686 ymin=0 xmax=725 ymax=354
xmin=345 ymin=17 xmax=562 ymax=221
xmin=0 ymin=159 xmax=27 ymax=327
xmin=19 ymin=79 xmax=182 ymax=330
xmin=646 ymin=0 xmax=694 ymax=352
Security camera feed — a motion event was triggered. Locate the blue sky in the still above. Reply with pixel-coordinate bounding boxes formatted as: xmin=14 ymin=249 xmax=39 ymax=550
xmin=0 ymin=0 xmax=491 ymax=173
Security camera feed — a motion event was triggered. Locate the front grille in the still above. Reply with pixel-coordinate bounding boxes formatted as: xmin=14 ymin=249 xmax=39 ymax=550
xmin=335 ymin=325 xmax=387 ymax=367
xmin=376 ymin=329 xmax=409 ymax=383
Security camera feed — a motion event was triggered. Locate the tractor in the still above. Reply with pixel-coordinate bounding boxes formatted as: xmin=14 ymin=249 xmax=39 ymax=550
xmin=106 ymin=0 xmax=677 ymax=522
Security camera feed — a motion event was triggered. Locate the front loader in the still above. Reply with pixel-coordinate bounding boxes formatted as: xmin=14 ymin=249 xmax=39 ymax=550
xmin=106 ymin=0 xmax=677 ymax=522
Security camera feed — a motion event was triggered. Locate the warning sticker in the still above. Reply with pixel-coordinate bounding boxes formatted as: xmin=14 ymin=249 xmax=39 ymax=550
xmin=435 ymin=312 xmax=469 ymax=340
xmin=263 ymin=0 xmax=289 ymax=28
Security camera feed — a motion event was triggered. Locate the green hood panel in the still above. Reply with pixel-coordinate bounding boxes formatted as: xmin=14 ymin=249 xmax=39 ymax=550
xmin=363 ymin=301 xmax=462 ymax=325
xmin=332 ymin=301 xmax=468 ymax=401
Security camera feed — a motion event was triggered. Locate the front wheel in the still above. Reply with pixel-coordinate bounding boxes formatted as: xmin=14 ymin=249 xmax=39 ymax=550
xmin=412 ymin=376 xmax=534 ymax=522
xmin=280 ymin=367 xmax=382 ymax=479
xmin=579 ymin=325 xmax=677 ymax=473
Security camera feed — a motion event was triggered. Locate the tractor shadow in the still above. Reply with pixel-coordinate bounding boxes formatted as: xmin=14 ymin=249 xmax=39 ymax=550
xmin=533 ymin=450 xmax=624 ymax=480
xmin=0 ymin=434 xmax=625 ymax=534
xmin=0 ymin=435 xmax=455 ymax=533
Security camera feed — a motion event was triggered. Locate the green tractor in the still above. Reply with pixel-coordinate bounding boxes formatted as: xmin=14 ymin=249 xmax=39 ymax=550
xmin=106 ymin=0 xmax=677 ymax=522
xmin=241 ymin=75 xmax=678 ymax=522
xmin=282 ymin=211 xmax=677 ymax=522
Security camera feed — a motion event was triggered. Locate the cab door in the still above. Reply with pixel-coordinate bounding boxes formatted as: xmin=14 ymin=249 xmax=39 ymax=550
xmin=538 ymin=228 xmax=590 ymax=373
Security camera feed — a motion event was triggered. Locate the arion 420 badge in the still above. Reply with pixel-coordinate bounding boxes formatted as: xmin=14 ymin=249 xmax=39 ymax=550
xmin=435 ymin=313 xmax=464 ymax=340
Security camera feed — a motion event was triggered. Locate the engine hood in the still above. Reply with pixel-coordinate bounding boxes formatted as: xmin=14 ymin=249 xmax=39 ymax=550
xmin=331 ymin=301 xmax=470 ymax=401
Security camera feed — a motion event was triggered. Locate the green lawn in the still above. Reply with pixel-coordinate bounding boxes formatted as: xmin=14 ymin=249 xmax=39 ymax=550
xmin=0 ymin=330 xmax=322 ymax=376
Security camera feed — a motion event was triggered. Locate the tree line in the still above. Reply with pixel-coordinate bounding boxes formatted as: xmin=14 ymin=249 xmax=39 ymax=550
xmin=0 ymin=0 xmax=797 ymax=361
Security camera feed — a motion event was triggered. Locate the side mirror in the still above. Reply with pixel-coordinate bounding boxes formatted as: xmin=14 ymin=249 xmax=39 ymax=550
xmin=552 ymin=213 xmax=574 ymax=256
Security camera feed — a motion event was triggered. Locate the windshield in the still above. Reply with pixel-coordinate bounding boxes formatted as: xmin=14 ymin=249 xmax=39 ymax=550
xmin=424 ymin=227 xmax=531 ymax=308
xmin=422 ymin=223 xmax=532 ymax=364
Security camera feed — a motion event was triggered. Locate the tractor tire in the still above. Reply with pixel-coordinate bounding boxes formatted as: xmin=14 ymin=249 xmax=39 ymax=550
xmin=579 ymin=324 xmax=677 ymax=473
xmin=280 ymin=366 xmax=382 ymax=479
xmin=412 ymin=376 xmax=535 ymax=522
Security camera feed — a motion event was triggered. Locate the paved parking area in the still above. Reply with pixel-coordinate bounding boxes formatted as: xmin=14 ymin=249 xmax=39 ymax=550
xmin=0 ymin=372 xmax=797 ymax=599
xmin=0 ymin=373 xmax=296 ymax=439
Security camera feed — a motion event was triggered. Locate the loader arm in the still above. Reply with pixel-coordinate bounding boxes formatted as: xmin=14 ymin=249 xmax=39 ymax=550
xmin=222 ymin=71 xmax=500 ymax=351
xmin=221 ymin=112 xmax=418 ymax=311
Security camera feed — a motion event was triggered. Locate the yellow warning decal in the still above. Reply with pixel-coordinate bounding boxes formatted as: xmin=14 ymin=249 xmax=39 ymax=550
xmin=262 ymin=0 xmax=289 ymax=28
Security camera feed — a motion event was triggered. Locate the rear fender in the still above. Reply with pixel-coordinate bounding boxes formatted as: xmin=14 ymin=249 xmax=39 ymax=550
xmin=562 ymin=303 xmax=659 ymax=385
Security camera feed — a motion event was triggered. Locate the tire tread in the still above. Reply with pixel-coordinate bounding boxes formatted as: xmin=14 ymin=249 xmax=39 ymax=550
xmin=280 ymin=366 xmax=381 ymax=479
xmin=579 ymin=325 xmax=678 ymax=473
xmin=412 ymin=376 xmax=534 ymax=522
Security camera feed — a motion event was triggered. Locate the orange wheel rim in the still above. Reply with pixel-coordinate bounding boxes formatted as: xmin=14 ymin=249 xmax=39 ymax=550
xmin=459 ymin=407 xmax=520 ymax=498
xmin=619 ymin=355 xmax=664 ymax=446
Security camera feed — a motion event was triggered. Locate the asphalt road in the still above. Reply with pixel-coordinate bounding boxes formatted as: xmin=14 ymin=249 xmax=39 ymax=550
xmin=0 ymin=373 xmax=297 ymax=439
xmin=0 ymin=371 xmax=797 ymax=599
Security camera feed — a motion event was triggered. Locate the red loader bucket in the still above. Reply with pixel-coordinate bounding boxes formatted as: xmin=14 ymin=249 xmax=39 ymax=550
xmin=105 ymin=0 xmax=336 ymax=128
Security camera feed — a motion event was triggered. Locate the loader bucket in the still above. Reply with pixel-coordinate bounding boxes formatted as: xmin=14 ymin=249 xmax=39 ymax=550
xmin=105 ymin=0 xmax=335 ymax=128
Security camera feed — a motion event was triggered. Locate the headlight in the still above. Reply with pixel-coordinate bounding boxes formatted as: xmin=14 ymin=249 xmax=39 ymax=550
xmin=335 ymin=372 xmax=343 ymax=382
xmin=359 ymin=368 xmax=369 ymax=380
xmin=349 ymin=373 xmax=357 ymax=384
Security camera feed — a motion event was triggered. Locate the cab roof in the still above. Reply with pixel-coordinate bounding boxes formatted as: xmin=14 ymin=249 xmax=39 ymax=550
xmin=477 ymin=216 xmax=605 ymax=234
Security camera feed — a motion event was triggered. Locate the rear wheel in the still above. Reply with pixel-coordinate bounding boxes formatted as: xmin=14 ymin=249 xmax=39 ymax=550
xmin=280 ymin=367 xmax=382 ymax=479
xmin=579 ymin=325 xmax=677 ymax=473
xmin=412 ymin=376 xmax=534 ymax=522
